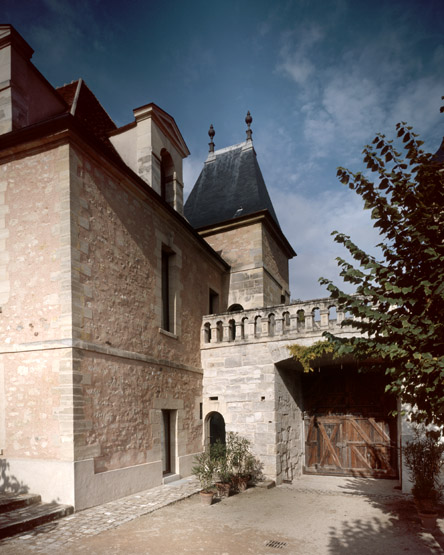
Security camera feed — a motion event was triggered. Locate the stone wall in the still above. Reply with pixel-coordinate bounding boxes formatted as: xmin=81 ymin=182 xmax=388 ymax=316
xmin=201 ymin=300 xmax=357 ymax=484
xmin=69 ymin=145 xmax=224 ymax=367
xmin=262 ymin=225 xmax=290 ymax=304
xmin=65 ymin=142 xmax=226 ymax=503
xmin=75 ymin=349 xmax=202 ymax=474
xmin=201 ymin=339 xmax=304 ymax=483
xmin=275 ymin=366 xmax=303 ymax=481
xmin=203 ymin=222 xmax=264 ymax=309
xmin=0 ymin=135 xmax=226 ymax=508
xmin=0 ymin=144 xmax=72 ymax=462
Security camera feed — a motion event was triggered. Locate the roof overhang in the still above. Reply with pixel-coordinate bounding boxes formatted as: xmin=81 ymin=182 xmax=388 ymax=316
xmin=130 ymin=103 xmax=190 ymax=158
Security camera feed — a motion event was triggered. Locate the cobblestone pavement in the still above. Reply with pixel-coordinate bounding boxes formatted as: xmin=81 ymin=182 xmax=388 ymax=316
xmin=0 ymin=476 xmax=201 ymax=553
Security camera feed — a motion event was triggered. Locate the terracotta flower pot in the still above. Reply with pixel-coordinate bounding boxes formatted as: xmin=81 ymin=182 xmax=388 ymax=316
xmin=215 ymin=482 xmax=231 ymax=498
xmin=199 ymin=490 xmax=215 ymax=506
xmin=238 ymin=475 xmax=250 ymax=492
xmin=418 ymin=510 xmax=438 ymax=530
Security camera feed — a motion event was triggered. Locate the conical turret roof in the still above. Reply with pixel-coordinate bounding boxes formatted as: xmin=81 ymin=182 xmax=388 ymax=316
xmin=184 ymin=142 xmax=280 ymax=229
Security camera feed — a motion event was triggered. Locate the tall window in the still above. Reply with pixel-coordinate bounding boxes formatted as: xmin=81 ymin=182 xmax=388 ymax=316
xmin=162 ymin=249 xmax=172 ymax=332
xmin=209 ymin=289 xmax=219 ymax=314
xmin=160 ymin=149 xmax=174 ymax=204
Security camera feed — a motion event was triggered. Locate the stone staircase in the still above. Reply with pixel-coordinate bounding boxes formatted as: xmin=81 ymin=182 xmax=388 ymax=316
xmin=0 ymin=493 xmax=74 ymax=539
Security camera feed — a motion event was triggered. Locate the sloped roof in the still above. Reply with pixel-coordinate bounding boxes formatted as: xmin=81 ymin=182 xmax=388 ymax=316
xmin=184 ymin=142 xmax=280 ymax=229
xmin=57 ymin=79 xmax=117 ymax=149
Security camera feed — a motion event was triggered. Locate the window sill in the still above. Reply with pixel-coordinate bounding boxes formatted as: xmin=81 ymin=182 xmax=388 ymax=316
xmin=159 ymin=328 xmax=178 ymax=340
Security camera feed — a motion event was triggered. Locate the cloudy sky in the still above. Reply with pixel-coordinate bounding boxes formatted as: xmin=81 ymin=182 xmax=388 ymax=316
xmin=5 ymin=0 xmax=444 ymax=300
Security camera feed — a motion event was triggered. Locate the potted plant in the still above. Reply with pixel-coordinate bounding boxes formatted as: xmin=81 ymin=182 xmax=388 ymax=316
xmin=211 ymin=440 xmax=233 ymax=497
xmin=227 ymin=432 xmax=254 ymax=492
xmin=403 ymin=426 xmax=444 ymax=529
xmin=192 ymin=449 xmax=216 ymax=505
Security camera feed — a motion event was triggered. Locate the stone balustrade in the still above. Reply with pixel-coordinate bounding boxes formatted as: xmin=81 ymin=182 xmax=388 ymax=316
xmin=201 ymin=298 xmax=353 ymax=346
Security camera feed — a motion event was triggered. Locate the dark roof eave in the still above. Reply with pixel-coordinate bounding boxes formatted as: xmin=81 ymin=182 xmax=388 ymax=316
xmin=0 ymin=113 xmax=230 ymax=272
xmin=195 ymin=209 xmax=296 ymax=259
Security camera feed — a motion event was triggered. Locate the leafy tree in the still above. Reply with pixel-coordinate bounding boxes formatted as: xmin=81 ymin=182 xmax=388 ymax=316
xmin=312 ymin=112 xmax=444 ymax=427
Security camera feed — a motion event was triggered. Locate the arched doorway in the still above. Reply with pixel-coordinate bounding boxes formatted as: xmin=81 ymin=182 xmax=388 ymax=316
xmin=207 ymin=412 xmax=226 ymax=445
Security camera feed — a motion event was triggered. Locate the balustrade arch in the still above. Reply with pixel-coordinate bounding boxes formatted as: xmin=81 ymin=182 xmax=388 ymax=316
xmin=268 ymin=313 xmax=275 ymax=337
xmin=203 ymin=322 xmax=211 ymax=343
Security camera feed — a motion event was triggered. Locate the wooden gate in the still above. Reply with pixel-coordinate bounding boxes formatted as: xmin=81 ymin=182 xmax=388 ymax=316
xmin=302 ymin=367 xmax=398 ymax=478
xmin=304 ymin=415 xmax=397 ymax=477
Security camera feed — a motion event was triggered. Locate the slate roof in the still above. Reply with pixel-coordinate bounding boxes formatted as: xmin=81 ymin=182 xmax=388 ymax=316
xmin=184 ymin=142 xmax=280 ymax=229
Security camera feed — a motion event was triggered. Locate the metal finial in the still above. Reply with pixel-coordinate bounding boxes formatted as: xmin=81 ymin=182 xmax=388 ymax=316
xmin=245 ymin=111 xmax=253 ymax=141
xmin=208 ymin=124 xmax=215 ymax=153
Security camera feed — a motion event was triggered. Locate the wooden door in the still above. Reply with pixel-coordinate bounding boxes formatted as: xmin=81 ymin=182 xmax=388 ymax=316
xmin=302 ymin=366 xmax=398 ymax=478
xmin=161 ymin=410 xmax=176 ymax=475
xmin=304 ymin=414 xmax=397 ymax=477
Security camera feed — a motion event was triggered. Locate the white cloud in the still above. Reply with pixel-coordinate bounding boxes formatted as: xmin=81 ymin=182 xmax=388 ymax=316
xmin=276 ymin=20 xmax=444 ymax=168
xmin=391 ymin=77 xmax=444 ymax=137
xmin=277 ymin=26 xmax=324 ymax=86
xmin=270 ymin=186 xmax=382 ymax=301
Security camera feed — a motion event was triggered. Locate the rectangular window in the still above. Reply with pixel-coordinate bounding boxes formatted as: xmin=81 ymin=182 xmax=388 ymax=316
xmin=162 ymin=249 xmax=171 ymax=331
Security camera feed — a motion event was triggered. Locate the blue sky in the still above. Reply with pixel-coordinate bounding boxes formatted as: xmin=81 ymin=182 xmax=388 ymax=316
xmin=5 ymin=0 xmax=444 ymax=300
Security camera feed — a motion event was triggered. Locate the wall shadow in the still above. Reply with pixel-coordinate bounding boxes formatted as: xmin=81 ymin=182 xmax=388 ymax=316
xmin=0 ymin=459 xmax=30 ymax=494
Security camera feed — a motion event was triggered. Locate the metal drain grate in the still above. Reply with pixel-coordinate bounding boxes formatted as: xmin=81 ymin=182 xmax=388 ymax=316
xmin=265 ymin=540 xmax=287 ymax=549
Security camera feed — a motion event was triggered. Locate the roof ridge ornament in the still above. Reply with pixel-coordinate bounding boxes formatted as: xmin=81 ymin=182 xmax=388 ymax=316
xmin=245 ymin=111 xmax=253 ymax=142
xmin=208 ymin=124 xmax=215 ymax=153
xmin=205 ymin=124 xmax=216 ymax=163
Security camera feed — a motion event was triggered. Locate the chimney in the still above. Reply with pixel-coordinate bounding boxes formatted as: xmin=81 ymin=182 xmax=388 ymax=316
xmin=0 ymin=25 xmax=65 ymax=135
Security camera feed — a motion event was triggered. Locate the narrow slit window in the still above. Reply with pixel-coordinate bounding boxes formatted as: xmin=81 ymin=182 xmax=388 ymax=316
xmin=162 ymin=249 xmax=172 ymax=332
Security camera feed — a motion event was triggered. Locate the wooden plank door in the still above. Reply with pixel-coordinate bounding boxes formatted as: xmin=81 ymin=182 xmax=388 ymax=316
xmin=304 ymin=414 xmax=397 ymax=477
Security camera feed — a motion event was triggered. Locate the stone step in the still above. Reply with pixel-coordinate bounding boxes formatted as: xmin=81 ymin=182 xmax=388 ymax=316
xmin=0 ymin=493 xmax=41 ymax=514
xmin=256 ymin=480 xmax=276 ymax=489
xmin=0 ymin=501 xmax=74 ymax=539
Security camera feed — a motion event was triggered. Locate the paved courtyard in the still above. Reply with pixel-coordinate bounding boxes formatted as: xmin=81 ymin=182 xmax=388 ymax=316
xmin=0 ymin=475 xmax=443 ymax=554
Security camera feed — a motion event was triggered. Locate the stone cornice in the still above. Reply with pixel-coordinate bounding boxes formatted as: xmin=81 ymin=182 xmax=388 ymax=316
xmin=0 ymin=338 xmax=203 ymax=375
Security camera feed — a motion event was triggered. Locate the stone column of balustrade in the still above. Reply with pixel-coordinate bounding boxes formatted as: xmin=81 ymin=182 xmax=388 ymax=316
xmin=235 ymin=320 xmax=243 ymax=340
xmin=336 ymin=310 xmax=345 ymax=325
xmin=210 ymin=323 xmax=219 ymax=344
xmin=320 ymin=308 xmax=329 ymax=328
xmin=305 ymin=311 xmax=313 ymax=331
xmin=201 ymin=326 xmax=208 ymax=344
xmin=223 ymin=322 xmax=231 ymax=342
xmin=261 ymin=317 xmax=269 ymax=337
xmin=290 ymin=313 xmax=299 ymax=332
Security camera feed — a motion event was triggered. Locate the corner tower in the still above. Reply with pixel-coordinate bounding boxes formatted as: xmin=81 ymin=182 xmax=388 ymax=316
xmin=185 ymin=113 xmax=296 ymax=310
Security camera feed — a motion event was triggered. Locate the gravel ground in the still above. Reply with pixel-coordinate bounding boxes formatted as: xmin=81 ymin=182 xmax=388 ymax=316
xmin=2 ymin=475 xmax=443 ymax=554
